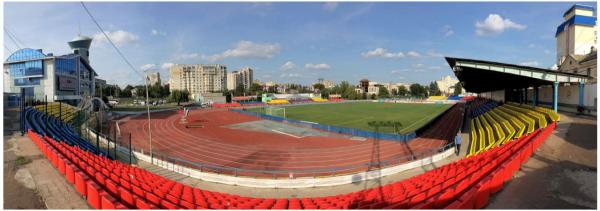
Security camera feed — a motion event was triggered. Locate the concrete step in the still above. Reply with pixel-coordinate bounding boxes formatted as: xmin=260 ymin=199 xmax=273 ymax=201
xmin=136 ymin=160 xmax=190 ymax=182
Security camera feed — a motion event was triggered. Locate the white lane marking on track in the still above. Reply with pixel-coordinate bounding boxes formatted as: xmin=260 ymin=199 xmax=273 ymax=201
xmin=271 ymin=129 xmax=303 ymax=139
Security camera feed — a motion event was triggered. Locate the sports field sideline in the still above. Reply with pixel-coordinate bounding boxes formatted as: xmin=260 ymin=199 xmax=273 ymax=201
xmin=247 ymin=102 xmax=452 ymax=134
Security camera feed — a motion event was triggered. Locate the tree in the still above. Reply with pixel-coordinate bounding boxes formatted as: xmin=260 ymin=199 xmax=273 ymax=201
xmin=391 ymin=88 xmax=398 ymax=96
xmin=313 ymin=83 xmax=325 ymax=92
xmin=121 ymin=85 xmax=134 ymax=98
xmin=321 ymin=88 xmax=331 ymax=98
xmin=234 ymin=84 xmax=246 ymax=96
xmin=161 ymin=84 xmax=170 ymax=98
xmin=453 ymin=82 xmax=463 ymax=96
xmin=225 ymin=92 xmax=232 ymax=103
xmin=370 ymin=93 xmax=377 ymax=100
xmin=250 ymin=83 xmax=262 ymax=95
xmin=338 ymin=81 xmax=353 ymax=99
xmin=410 ymin=84 xmax=428 ymax=98
xmin=397 ymin=86 xmax=409 ymax=97
xmin=378 ymin=86 xmax=390 ymax=98
xmin=429 ymin=82 xmax=442 ymax=96
xmin=343 ymin=88 xmax=358 ymax=100
xmin=168 ymin=89 xmax=190 ymax=105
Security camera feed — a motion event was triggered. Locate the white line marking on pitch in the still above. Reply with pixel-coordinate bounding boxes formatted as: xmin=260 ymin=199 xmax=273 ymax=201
xmin=271 ymin=129 xmax=303 ymax=138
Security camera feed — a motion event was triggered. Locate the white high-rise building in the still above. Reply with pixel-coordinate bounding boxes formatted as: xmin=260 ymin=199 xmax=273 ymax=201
xmin=146 ymin=72 xmax=161 ymax=85
xmin=226 ymin=67 xmax=254 ymax=91
xmin=436 ymin=75 xmax=462 ymax=96
xmin=227 ymin=71 xmax=240 ymax=90
xmin=169 ymin=64 xmax=227 ymax=96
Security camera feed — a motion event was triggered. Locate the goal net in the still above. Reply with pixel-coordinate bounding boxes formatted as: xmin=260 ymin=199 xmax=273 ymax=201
xmin=265 ymin=106 xmax=286 ymax=118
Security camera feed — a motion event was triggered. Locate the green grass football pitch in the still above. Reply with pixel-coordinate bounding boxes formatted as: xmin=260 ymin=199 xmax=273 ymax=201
xmin=246 ymin=102 xmax=452 ymax=134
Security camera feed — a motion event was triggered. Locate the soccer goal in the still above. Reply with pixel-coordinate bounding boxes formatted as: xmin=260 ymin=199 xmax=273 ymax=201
xmin=265 ymin=106 xmax=286 ymax=118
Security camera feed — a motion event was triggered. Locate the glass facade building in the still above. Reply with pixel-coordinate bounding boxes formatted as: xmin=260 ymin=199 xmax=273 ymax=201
xmin=4 ymin=47 xmax=98 ymax=104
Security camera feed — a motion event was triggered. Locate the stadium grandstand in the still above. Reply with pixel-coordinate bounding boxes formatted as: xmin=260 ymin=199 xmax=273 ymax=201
xmin=22 ymin=102 xmax=557 ymax=208
xmin=11 ymin=53 xmax=579 ymax=210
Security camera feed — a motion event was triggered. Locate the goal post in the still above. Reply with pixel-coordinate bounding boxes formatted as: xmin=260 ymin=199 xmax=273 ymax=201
xmin=266 ymin=106 xmax=286 ymax=118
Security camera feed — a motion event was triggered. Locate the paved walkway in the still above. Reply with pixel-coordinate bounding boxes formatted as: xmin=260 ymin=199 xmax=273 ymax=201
xmin=487 ymin=112 xmax=596 ymax=209
xmin=4 ymin=133 xmax=89 ymax=209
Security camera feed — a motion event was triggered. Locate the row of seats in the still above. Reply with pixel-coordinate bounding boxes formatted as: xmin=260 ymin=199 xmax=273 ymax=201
xmin=469 ymin=100 xmax=498 ymax=118
xmin=507 ymin=102 xmax=560 ymax=122
xmin=427 ymin=96 xmax=448 ymax=101
xmin=25 ymin=105 xmax=558 ymax=209
xmin=266 ymin=99 xmax=290 ymax=105
xmin=238 ymin=101 xmax=264 ymax=106
xmin=468 ymin=101 xmax=559 ymax=157
xmin=311 ymin=97 xmax=329 ymax=102
xmin=32 ymin=102 xmax=78 ymax=123
xmin=24 ymin=107 xmax=108 ymax=157
xmin=212 ymin=103 xmax=242 ymax=108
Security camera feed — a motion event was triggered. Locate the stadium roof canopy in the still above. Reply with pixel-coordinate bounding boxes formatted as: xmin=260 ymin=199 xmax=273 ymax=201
xmin=445 ymin=57 xmax=589 ymax=93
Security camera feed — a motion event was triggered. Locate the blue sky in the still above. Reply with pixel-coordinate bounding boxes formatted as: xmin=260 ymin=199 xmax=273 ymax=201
xmin=4 ymin=2 xmax=595 ymax=87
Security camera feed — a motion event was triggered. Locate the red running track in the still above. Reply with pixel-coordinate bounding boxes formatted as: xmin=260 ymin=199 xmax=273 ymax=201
xmin=118 ymin=104 xmax=464 ymax=178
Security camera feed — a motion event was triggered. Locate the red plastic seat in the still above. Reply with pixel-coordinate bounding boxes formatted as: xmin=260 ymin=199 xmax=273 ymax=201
xmin=119 ymin=186 xmax=135 ymax=207
xmin=86 ymin=180 xmax=102 ymax=209
xmin=145 ymin=192 xmax=161 ymax=206
xmin=74 ymin=171 xmax=89 ymax=196
xmin=100 ymin=191 xmax=118 ymax=209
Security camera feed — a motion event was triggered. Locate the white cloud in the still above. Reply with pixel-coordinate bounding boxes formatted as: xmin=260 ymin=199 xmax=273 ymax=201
xmin=140 ymin=64 xmax=156 ymax=71
xmin=280 ymin=61 xmax=296 ymax=71
xmin=528 ymin=43 xmax=536 ymax=48
xmin=323 ymin=2 xmax=338 ymax=12
xmin=204 ymin=40 xmax=281 ymax=62
xmin=390 ymin=70 xmax=409 ymax=74
xmin=92 ymin=30 xmax=139 ymax=47
xmin=407 ymin=51 xmax=421 ymax=57
xmin=304 ymin=63 xmax=331 ymax=70
xmin=544 ymin=49 xmax=552 ymax=55
xmin=475 ymin=14 xmax=527 ymax=36
xmin=519 ymin=61 xmax=540 ymax=67
xmin=361 ymin=48 xmax=405 ymax=59
xmin=442 ymin=25 xmax=454 ymax=37
xmin=161 ymin=62 xmax=174 ymax=69
xmin=280 ymin=73 xmax=301 ymax=78
xmin=413 ymin=63 xmax=425 ymax=68
xmin=151 ymin=29 xmax=166 ymax=36
xmin=550 ymin=64 xmax=558 ymax=70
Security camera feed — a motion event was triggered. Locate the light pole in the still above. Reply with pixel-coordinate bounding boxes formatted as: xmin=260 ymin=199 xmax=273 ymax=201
xmin=144 ymin=70 xmax=153 ymax=163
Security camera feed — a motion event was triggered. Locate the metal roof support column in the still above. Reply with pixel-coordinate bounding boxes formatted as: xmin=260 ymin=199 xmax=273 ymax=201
xmin=553 ymin=82 xmax=559 ymax=112
xmin=519 ymin=89 xmax=523 ymax=104
xmin=524 ymin=88 xmax=528 ymax=105
xmin=578 ymin=82 xmax=585 ymax=107
xmin=533 ymin=86 xmax=538 ymax=107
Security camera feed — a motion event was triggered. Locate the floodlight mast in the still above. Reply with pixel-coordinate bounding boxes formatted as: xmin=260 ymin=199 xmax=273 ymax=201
xmin=144 ymin=71 xmax=153 ymax=163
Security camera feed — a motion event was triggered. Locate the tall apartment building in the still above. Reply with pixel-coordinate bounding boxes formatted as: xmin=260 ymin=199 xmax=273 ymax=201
xmin=169 ymin=64 xmax=227 ymax=97
xmin=227 ymin=71 xmax=240 ymax=90
xmin=226 ymin=67 xmax=253 ymax=91
xmin=435 ymin=75 xmax=462 ymax=96
xmin=146 ymin=72 xmax=161 ymax=85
